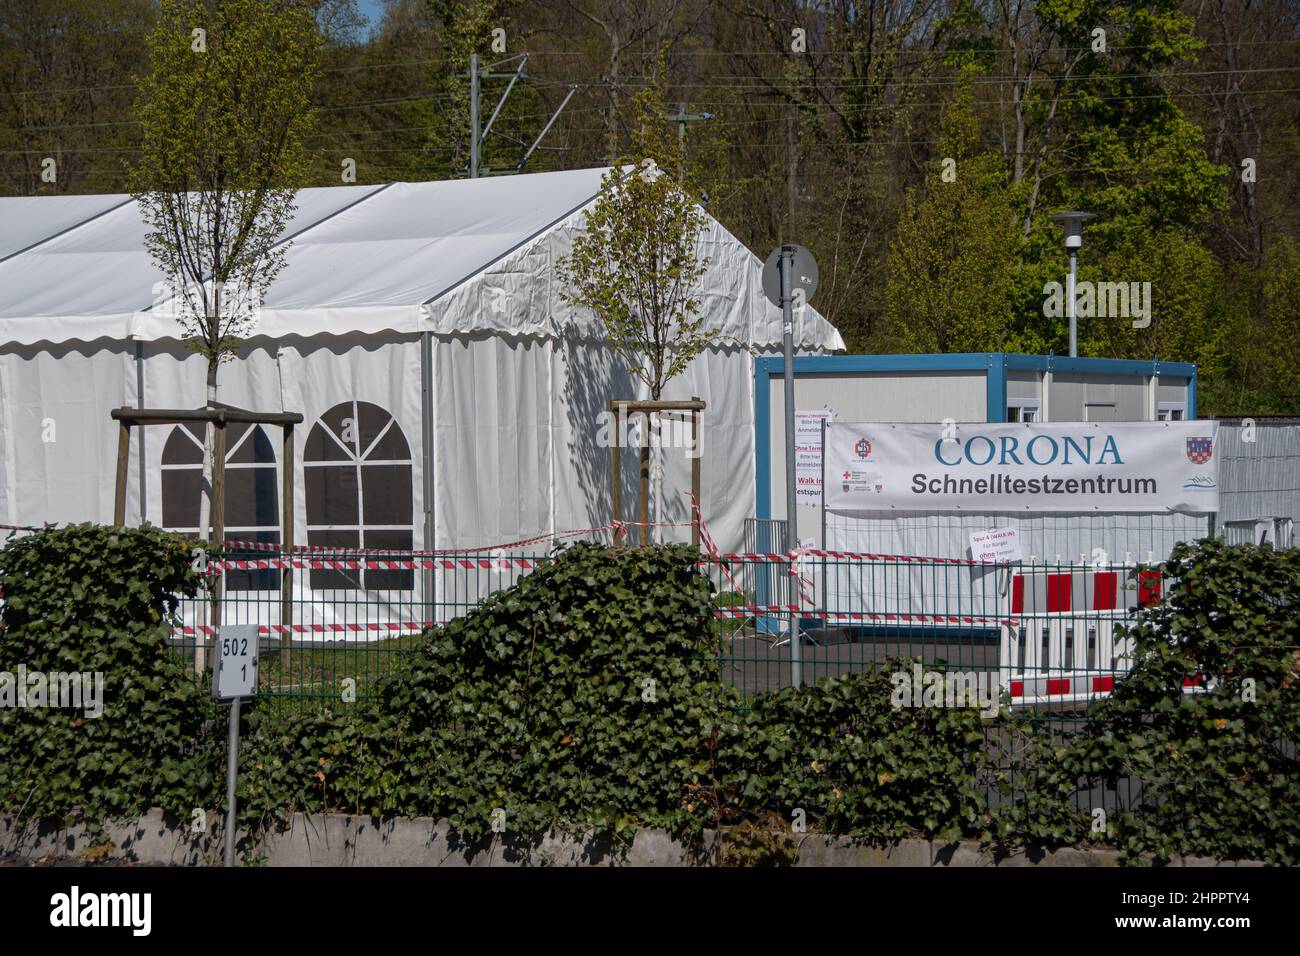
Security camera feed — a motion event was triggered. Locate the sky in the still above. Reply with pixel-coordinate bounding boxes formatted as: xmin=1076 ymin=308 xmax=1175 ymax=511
xmin=356 ymin=0 xmax=386 ymax=36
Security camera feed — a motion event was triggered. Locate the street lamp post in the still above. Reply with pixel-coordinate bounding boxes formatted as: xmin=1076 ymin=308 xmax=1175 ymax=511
xmin=1051 ymin=211 xmax=1096 ymax=357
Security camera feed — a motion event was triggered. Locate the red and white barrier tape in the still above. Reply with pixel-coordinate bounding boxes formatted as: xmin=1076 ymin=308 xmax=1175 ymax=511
xmin=174 ymin=622 xmax=435 ymax=636
xmin=220 ymin=522 xmax=626 ymax=557
xmin=703 ymin=549 xmax=990 ymax=567
xmin=687 ymin=492 xmax=743 ymax=594
xmin=211 ymin=556 xmax=541 ymax=572
xmin=713 ymin=604 xmax=798 ymax=617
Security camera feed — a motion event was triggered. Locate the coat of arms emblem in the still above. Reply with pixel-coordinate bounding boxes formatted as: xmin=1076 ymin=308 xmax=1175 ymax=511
xmin=1186 ymin=436 xmax=1213 ymax=465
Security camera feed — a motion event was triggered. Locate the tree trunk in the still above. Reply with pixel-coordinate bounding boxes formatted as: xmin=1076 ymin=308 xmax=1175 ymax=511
xmin=198 ymin=355 xmax=219 ymax=674
xmin=199 ymin=359 xmax=218 ymax=543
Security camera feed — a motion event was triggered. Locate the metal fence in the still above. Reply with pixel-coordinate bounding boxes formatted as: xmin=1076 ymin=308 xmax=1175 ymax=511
xmin=704 ymin=547 xmax=1181 ymax=815
xmin=170 ymin=542 xmax=1177 ymax=816
xmin=176 ymin=542 xmax=1168 ymax=720
xmin=702 ymin=549 xmax=1164 ymax=702
xmin=1213 ymin=417 xmax=1300 ymax=547
xmin=172 ymin=546 xmax=554 ymax=715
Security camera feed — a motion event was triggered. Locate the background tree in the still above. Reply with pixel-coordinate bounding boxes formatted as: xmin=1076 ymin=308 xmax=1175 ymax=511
xmin=0 ymin=0 xmax=154 ymax=194
xmin=130 ymin=0 xmax=318 ymax=542
xmin=884 ymin=76 xmax=1022 ymax=352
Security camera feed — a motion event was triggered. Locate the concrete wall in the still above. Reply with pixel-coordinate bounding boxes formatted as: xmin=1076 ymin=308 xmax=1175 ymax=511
xmin=0 ymin=811 xmax=1263 ymax=867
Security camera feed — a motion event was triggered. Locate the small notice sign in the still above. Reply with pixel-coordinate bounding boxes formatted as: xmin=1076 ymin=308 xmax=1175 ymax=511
xmin=969 ymin=527 xmax=1023 ymax=564
xmin=214 ymin=625 xmax=260 ymax=700
xmin=794 ymin=408 xmax=834 ymax=508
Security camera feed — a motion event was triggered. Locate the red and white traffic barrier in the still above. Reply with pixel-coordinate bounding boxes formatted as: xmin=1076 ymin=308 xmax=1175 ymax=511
xmin=1002 ymin=565 xmax=1164 ymax=706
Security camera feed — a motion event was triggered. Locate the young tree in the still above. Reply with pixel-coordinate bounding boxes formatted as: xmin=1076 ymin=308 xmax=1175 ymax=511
xmin=556 ymin=78 xmax=713 ymax=540
xmin=558 ymin=84 xmax=712 ymax=400
xmin=131 ymin=0 xmax=317 ymax=542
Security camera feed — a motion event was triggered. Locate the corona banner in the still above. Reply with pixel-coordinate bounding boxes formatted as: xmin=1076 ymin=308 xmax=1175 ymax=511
xmin=824 ymin=421 xmax=1219 ymax=514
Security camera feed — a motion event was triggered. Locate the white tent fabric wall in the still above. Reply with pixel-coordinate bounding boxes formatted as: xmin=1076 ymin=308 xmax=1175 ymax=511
xmin=545 ymin=339 xmax=759 ymax=552
xmin=0 ymin=342 xmax=136 ymax=525
xmin=433 ymin=333 xmax=552 ymax=548
xmin=0 ymin=168 xmax=844 ymax=637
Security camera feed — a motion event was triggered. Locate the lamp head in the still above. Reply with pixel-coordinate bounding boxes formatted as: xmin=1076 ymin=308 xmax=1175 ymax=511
xmin=1051 ymin=210 xmax=1096 ymax=251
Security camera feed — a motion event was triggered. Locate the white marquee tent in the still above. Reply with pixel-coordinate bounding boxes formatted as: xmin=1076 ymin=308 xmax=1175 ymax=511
xmin=0 ymin=169 xmax=843 ymax=612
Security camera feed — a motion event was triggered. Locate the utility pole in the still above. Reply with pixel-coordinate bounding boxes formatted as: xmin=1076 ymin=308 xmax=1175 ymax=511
xmin=469 ymin=53 xmax=480 ymax=178
xmin=465 ymin=52 xmax=574 ymax=177
xmin=787 ymin=109 xmax=797 ymax=236
xmin=779 ymin=247 xmax=800 ymax=688
xmin=661 ymin=102 xmax=712 ymax=148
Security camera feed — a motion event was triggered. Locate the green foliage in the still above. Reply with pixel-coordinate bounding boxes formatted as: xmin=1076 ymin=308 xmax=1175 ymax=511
xmin=237 ymin=706 xmax=393 ymax=828
xmin=5 ymin=532 xmax=1296 ymax=866
xmin=984 ymin=717 xmax=1094 ymax=849
xmin=0 ymin=0 xmax=155 ymax=195
xmin=3 ymin=1 xmax=1298 ymax=411
xmin=1254 ymin=236 xmax=1300 ymax=411
xmin=0 ymin=524 xmax=218 ymax=839
xmin=722 ymin=667 xmax=993 ymax=845
xmin=423 ymin=0 xmax=534 ymax=176
xmin=1069 ymin=539 xmax=1300 ymax=864
xmin=884 ymin=74 xmax=1022 ymax=353
xmin=717 ymin=813 xmax=800 ymax=867
xmin=1090 ymin=227 xmax=1228 ymax=368
xmin=371 ymin=541 xmax=729 ymax=842
xmin=238 ymin=542 xmax=734 ymax=850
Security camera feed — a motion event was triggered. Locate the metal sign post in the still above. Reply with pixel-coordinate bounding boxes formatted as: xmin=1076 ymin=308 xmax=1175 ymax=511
xmin=779 ymin=249 xmax=800 ymax=687
xmin=214 ymin=624 xmax=259 ymax=867
xmin=763 ymin=244 xmax=818 ymax=689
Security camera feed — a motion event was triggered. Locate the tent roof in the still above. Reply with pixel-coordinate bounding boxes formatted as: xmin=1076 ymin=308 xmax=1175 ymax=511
xmin=0 ymin=167 xmax=843 ymax=351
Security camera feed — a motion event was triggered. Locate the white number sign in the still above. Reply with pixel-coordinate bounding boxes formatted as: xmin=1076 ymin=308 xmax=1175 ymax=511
xmin=214 ymin=625 xmax=260 ymax=700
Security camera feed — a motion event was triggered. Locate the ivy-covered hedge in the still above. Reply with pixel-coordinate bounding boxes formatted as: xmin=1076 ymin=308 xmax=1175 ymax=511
xmin=720 ymin=671 xmax=991 ymax=844
xmin=1065 ymin=538 xmax=1300 ymax=864
xmin=234 ymin=538 xmax=1300 ymax=862
xmin=3 ymin=527 xmax=1297 ymax=865
xmin=235 ymin=544 xmax=1003 ymax=850
xmin=239 ymin=542 xmax=733 ymax=845
xmin=0 ymin=524 xmax=219 ymax=838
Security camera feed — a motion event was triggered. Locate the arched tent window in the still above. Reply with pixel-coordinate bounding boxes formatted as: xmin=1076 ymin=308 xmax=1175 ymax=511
xmin=304 ymin=400 xmax=413 ymax=590
xmin=161 ymin=422 xmax=280 ymax=591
